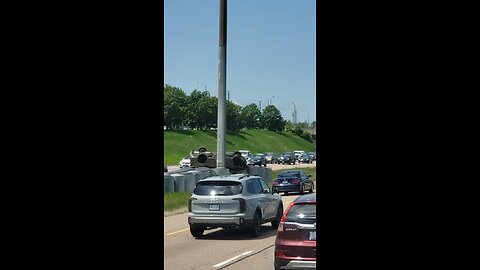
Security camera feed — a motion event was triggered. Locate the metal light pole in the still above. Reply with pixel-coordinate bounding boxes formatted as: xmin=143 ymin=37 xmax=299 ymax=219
xmin=292 ymin=102 xmax=297 ymax=128
xmin=216 ymin=0 xmax=227 ymax=168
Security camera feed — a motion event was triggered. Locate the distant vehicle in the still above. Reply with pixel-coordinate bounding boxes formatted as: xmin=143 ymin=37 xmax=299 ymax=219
xmin=277 ymin=152 xmax=296 ymax=165
xmin=247 ymin=154 xmax=267 ymax=167
xmin=264 ymin=152 xmax=278 ymax=164
xmin=272 ymin=170 xmax=314 ymax=195
xmin=164 ymin=163 xmax=168 ymax=172
xmin=188 ymin=174 xmax=283 ymax=238
xmin=307 ymin=152 xmax=316 ymax=161
xmin=293 ymin=150 xmax=305 ymax=160
xmin=274 ymin=193 xmax=316 ymax=270
xmin=179 ymin=155 xmax=192 ymax=168
xmin=298 ymin=153 xmax=312 ymax=164
xmin=238 ymin=150 xmax=252 ymax=159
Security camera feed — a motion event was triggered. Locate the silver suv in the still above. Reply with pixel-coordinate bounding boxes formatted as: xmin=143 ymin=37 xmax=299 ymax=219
xmin=188 ymin=174 xmax=283 ymax=238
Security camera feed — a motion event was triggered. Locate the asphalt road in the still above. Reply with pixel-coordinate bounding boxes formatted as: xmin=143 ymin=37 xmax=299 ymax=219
xmin=164 ymin=192 xmax=313 ymax=270
xmin=167 ymin=160 xmax=316 ymax=173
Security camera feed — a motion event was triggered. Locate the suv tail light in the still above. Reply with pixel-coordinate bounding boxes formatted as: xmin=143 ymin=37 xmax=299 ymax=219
xmin=278 ymin=201 xmax=295 ymax=232
xmin=292 ymin=178 xmax=300 ymax=184
xmin=188 ymin=198 xmax=197 ymax=212
xmin=233 ymin=198 xmax=246 ymax=213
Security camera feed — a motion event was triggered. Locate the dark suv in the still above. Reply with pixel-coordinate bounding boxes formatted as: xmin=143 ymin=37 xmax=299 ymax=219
xmin=247 ymin=154 xmax=267 ymax=167
xmin=274 ymin=193 xmax=316 ymax=270
xmin=188 ymin=174 xmax=284 ymax=238
xmin=277 ymin=152 xmax=296 ymax=165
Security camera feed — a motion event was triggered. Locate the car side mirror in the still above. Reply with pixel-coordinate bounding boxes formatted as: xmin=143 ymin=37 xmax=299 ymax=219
xmin=272 ymin=187 xmax=279 ymax=194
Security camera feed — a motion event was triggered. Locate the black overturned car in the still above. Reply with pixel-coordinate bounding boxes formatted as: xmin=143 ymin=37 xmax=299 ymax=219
xmin=277 ymin=152 xmax=296 ymax=165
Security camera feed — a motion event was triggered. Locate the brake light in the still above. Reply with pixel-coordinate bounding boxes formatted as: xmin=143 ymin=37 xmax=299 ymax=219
xmin=292 ymin=178 xmax=300 ymax=184
xmin=233 ymin=198 xmax=246 ymax=213
xmin=278 ymin=201 xmax=295 ymax=232
xmin=188 ymin=198 xmax=197 ymax=212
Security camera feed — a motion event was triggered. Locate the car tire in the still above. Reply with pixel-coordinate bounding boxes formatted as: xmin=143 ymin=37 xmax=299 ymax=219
xmin=300 ymin=184 xmax=305 ymax=195
xmin=249 ymin=211 xmax=262 ymax=237
xmin=271 ymin=204 xmax=284 ymax=229
xmin=284 ymin=191 xmax=289 ymax=195
xmin=190 ymin=225 xmax=205 ymax=238
xmin=309 ymin=183 xmax=314 ymax=193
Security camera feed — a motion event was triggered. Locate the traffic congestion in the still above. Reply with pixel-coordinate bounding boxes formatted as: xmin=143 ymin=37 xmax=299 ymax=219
xmin=164 ymin=148 xmax=317 ymax=270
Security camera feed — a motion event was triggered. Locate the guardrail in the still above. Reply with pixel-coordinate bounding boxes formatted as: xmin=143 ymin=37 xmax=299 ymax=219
xmin=163 ymin=165 xmax=273 ymax=193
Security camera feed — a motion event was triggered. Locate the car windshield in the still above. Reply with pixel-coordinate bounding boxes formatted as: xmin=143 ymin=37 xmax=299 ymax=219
xmin=285 ymin=204 xmax=316 ymax=224
xmin=278 ymin=171 xmax=300 ymax=177
xmin=194 ymin=181 xmax=243 ymax=196
xmin=253 ymin=155 xmax=263 ymax=159
xmin=282 ymin=153 xmax=291 ymax=156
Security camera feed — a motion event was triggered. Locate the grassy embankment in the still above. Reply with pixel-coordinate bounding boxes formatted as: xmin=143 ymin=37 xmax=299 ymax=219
xmin=164 ymin=167 xmax=317 ymax=216
xmin=163 ymin=129 xmax=316 ymax=216
xmin=164 ymin=129 xmax=315 ymax=165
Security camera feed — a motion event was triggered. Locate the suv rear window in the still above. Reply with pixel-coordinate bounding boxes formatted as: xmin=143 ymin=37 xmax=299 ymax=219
xmin=194 ymin=181 xmax=243 ymax=196
xmin=278 ymin=171 xmax=300 ymax=177
xmin=285 ymin=204 xmax=316 ymax=224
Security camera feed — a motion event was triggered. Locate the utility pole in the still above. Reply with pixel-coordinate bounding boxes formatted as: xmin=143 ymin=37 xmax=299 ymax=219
xmin=292 ymin=102 xmax=297 ymax=128
xmin=216 ymin=0 xmax=227 ymax=168
xmin=259 ymin=100 xmax=262 ymax=111
xmin=227 ymin=91 xmax=230 ymax=101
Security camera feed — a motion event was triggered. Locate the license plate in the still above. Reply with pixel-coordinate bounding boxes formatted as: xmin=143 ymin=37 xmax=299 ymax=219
xmin=282 ymin=181 xmax=288 ymax=184
xmin=309 ymin=231 xmax=316 ymax=240
xmin=209 ymin=204 xmax=220 ymax=211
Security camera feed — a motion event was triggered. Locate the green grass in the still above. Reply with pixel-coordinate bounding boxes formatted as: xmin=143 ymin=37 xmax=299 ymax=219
xmin=164 ymin=129 xmax=316 ymax=165
xmin=164 ymin=166 xmax=317 ymax=214
xmin=164 ymin=192 xmax=192 ymax=212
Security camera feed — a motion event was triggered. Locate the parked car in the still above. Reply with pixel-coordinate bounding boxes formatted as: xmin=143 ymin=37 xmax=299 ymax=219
xmin=188 ymin=174 xmax=284 ymax=238
xmin=274 ymin=193 xmax=316 ymax=270
xmin=179 ymin=155 xmax=192 ymax=168
xmin=239 ymin=150 xmax=252 ymax=159
xmin=307 ymin=152 xmax=316 ymax=161
xmin=164 ymin=163 xmax=168 ymax=172
xmin=247 ymin=154 xmax=267 ymax=167
xmin=298 ymin=153 xmax=312 ymax=164
xmin=277 ymin=152 xmax=296 ymax=165
xmin=272 ymin=170 xmax=314 ymax=195
xmin=264 ymin=152 xmax=278 ymax=164
xmin=293 ymin=150 xmax=305 ymax=160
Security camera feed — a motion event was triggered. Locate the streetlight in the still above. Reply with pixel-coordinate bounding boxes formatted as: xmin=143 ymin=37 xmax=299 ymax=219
xmin=292 ymin=102 xmax=297 ymax=128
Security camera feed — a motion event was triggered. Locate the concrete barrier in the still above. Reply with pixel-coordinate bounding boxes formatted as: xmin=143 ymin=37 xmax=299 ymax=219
xmin=248 ymin=165 xmax=259 ymax=176
xmin=183 ymin=173 xmax=196 ymax=193
xmin=213 ymin=167 xmax=230 ymax=176
xmin=264 ymin=167 xmax=272 ymax=183
xmin=171 ymin=173 xmax=186 ymax=192
xmin=164 ymin=173 xmax=175 ymax=193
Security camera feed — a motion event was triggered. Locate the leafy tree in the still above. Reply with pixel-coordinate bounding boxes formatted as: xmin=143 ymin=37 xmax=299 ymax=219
xmin=240 ymin=103 xmax=261 ymax=129
xmin=310 ymin=121 xmax=316 ymax=129
xmin=226 ymin=100 xmax=243 ymax=131
xmin=260 ymin=105 xmax=285 ymax=132
xmin=184 ymin=90 xmax=215 ymax=130
xmin=164 ymin=85 xmax=187 ymax=129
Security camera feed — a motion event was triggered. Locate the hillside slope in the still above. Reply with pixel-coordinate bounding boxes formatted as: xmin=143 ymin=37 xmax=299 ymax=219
xmin=164 ymin=129 xmax=316 ymax=165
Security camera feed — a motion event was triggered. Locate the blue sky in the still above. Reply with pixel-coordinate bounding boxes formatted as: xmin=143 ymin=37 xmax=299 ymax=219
xmin=164 ymin=0 xmax=316 ymax=124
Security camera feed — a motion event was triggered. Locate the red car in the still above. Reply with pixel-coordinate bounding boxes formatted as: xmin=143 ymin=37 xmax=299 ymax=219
xmin=274 ymin=193 xmax=316 ymax=270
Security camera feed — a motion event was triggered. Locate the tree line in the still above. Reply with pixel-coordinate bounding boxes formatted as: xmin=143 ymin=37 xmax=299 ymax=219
xmin=164 ymin=84 xmax=314 ymax=142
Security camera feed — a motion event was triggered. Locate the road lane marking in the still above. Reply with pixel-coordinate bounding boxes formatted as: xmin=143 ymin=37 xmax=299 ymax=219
xmin=213 ymin=251 xmax=252 ymax=269
xmin=165 ymin=228 xmax=190 ymax=236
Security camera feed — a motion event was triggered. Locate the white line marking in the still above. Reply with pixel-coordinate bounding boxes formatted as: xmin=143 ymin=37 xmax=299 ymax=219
xmin=212 ymin=251 xmax=252 ymax=268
